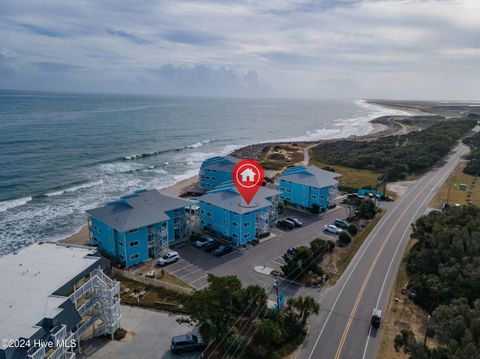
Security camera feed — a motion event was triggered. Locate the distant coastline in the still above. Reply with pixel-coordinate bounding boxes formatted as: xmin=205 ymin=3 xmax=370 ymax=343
xmin=60 ymin=100 xmax=428 ymax=246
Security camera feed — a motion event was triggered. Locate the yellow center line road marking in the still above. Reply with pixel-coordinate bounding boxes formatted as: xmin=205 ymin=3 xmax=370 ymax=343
xmin=334 ymin=149 xmax=463 ymax=359
xmin=359 ymin=148 xmax=464 ymax=359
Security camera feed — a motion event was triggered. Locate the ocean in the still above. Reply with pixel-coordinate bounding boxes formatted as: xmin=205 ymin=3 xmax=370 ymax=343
xmin=0 ymin=90 xmax=413 ymax=254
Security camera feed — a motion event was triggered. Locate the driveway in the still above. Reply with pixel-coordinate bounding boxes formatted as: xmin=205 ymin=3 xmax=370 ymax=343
xmin=78 ymin=305 xmax=199 ymax=359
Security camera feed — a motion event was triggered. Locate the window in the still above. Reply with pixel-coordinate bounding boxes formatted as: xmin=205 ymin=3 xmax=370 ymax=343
xmin=201 ymin=220 xmax=205 ymax=224
xmin=207 ymin=212 xmax=212 ymax=217
xmin=118 ymin=241 xmax=124 ymax=247
xmin=232 ymin=233 xmax=238 ymax=238
xmin=130 ymin=253 xmax=140 ymax=260
xmin=311 ymin=195 xmax=317 ymax=200
xmin=119 ymin=255 xmax=125 ymax=261
xmin=129 ymin=240 xmax=139 ymax=247
xmin=244 ymin=233 xmax=250 ymax=239
xmin=128 ymin=228 xmax=138 ymax=233
xmin=244 ymin=222 xmax=250 ymax=227
xmin=233 ymin=222 xmax=239 ymax=227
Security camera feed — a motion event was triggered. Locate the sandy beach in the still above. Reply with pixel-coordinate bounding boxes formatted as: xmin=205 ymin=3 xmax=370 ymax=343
xmin=59 ymin=113 xmax=413 ymax=247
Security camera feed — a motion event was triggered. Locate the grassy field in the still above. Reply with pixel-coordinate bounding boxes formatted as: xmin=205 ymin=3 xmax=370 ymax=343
xmin=309 ymin=154 xmax=379 ymax=189
xmin=323 ymin=211 xmax=384 ymax=285
xmin=377 ymin=239 xmax=435 ymax=358
xmin=429 ymin=162 xmax=480 ymax=208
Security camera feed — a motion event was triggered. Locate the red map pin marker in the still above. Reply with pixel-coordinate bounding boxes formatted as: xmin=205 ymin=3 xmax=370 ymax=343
xmin=232 ymin=160 xmax=264 ymax=205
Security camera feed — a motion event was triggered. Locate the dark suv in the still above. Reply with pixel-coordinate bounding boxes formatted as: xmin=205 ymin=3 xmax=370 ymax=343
xmin=171 ymin=334 xmax=206 ymax=354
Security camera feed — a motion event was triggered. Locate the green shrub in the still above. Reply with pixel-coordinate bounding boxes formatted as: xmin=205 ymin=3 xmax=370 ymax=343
xmin=347 ymin=223 xmax=358 ymax=236
xmin=338 ymin=232 xmax=352 ymax=245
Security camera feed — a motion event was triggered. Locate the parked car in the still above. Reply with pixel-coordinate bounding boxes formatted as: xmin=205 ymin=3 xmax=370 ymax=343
xmin=371 ymin=308 xmax=382 ymax=328
xmin=278 ymin=219 xmax=295 ymax=230
xmin=158 ymin=251 xmax=180 ymax=266
xmin=170 ymin=334 xmax=207 ymax=354
xmin=334 ymin=219 xmax=350 ymax=229
xmin=212 ymin=245 xmax=234 ymax=257
xmin=203 ymin=240 xmax=221 ymax=252
xmin=286 ymin=217 xmax=303 ymax=227
xmin=324 ymin=224 xmax=343 ymax=235
xmin=195 ymin=237 xmax=215 ymax=248
xmin=286 ymin=247 xmax=296 ymax=258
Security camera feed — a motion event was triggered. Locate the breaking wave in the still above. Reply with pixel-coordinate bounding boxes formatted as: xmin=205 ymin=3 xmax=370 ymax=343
xmin=0 ymin=196 xmax=33 ymax=213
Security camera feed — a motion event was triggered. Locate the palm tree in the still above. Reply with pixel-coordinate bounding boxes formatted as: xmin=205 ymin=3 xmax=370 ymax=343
xmin=287 ymin=295 xmax=320 ymax=325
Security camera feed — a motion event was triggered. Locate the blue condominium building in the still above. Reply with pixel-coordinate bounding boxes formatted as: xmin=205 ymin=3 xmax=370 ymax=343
xmin=199 ymin=156 xmax=241 ymax=191
xmin=86 ymin=189 xmax=191 ymax=268
xmin=197 ymin=183 xmax=280 ymax=245
xmin=278 ymin=166 xmax=341 ymax=211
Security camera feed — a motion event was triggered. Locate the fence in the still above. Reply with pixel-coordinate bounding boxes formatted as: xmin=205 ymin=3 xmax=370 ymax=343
xmin=111 ymin=267 xmax=194 ymax=295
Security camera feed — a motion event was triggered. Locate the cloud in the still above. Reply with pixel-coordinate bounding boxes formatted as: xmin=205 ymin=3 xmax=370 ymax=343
xmin=33 ymin=62 xmax=84 ymax=73
xmin=162 ymin=30 xmax=222 ymax=45
xmin=106 ymin=29 xmax=149 ymax=45
xmin=17 ymin=22 xmax=69 ymax=37
xmin=148 ymin=64 xmax=265 ymax=96
xmin=0 ymin=0 xmax=479 ymax=99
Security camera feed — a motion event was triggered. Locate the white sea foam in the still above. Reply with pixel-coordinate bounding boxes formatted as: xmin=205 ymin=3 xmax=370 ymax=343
xmin=46 ymin=180 xmax=104 ymax=197
xmin=0 ymin=196 xmax=33 ymax=213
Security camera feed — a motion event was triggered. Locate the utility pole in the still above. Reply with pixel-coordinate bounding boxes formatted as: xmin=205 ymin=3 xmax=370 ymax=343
xmin=273 ymin=277 xmax=280 ymax=312
xmin=446 ymin=182 xmax=453 ymax=205
xmin=423 ymin=315 xmax=431 ymax=347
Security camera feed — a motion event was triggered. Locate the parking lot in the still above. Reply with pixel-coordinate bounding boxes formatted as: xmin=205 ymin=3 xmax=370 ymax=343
xmin=164 ymin=205 xmax=347 ymax=294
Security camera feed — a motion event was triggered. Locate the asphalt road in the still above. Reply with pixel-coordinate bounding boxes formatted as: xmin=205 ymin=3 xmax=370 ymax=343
xmin=299 ymin=142 xmax=470 ymax=359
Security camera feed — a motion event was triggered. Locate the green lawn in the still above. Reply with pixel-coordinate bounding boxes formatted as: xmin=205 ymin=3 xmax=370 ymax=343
xmin=309 ymin=154 xmax=379 ymax=189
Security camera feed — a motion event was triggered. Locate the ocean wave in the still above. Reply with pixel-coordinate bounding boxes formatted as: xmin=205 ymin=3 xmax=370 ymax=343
xmin=0 ymin=196 xmax=33 ymax=213
xmin=123 ymin=139 xmax=216 ymax=160
xmin=45 ymin=180 xmax=104 ymax=197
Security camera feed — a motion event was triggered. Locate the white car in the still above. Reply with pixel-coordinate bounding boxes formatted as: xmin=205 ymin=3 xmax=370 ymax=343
xmin=195 ymin=237 xmax=215 ymax=248
xmin=324 ymin=224 xmax=343 ymax=235
xmin=158 ymin=251 xmax=180 ymax=266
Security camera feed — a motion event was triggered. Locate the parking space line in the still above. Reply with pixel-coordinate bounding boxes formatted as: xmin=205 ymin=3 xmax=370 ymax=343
xmin=270 ymin=259 xmax=283 ymax=266
xmin=178 ymin=268 xmax=203 ymax=280
xmin=195 ymin=283 xmax=209 ymax=290
xmin=169 ymin=263 xmax=194 ymax=275
xmin=189 ymin=274 xmax=208 ymax=285
xmin=165 ymin=259 xmax=186 ymax=270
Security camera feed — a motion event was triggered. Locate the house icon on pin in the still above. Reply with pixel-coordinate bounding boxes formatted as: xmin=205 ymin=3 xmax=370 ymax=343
xmin=240 ymin=167 xmax=256 ymax=182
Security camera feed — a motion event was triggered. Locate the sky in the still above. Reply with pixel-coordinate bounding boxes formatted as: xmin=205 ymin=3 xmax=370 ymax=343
xmin=0 ymin=0 xmax=479 ymax=100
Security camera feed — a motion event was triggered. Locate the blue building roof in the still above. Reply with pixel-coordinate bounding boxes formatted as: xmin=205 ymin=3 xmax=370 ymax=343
xmin=200 ymin=155 xmax=241 ymax=172
xmin=280 ymin=166 xmax=341 ymax=188
xmin=198 ymin=182 xmax=281 ymax=214
xmin=86 ymin=190 xmax=191 ymax=232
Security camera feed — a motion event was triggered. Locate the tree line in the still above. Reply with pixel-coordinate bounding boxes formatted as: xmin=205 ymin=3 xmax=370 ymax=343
xmin=311 ymin=117 xmax=477 ymax=181
xmin=395 ymin=206 xmax=480 ymax=358
xmin=463 ymin=130 xmax=480 ymax=176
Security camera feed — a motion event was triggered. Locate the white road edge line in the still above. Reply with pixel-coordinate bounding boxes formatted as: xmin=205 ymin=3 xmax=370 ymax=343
xmin=306 ymin=158 xmax=442 ymax=359
xmin=360 ymin=148 xmax=463 ymax=359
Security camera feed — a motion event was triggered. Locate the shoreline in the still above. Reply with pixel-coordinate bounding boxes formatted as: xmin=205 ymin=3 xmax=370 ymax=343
xmin=58 ymin=111 xmax=404 ymax=247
